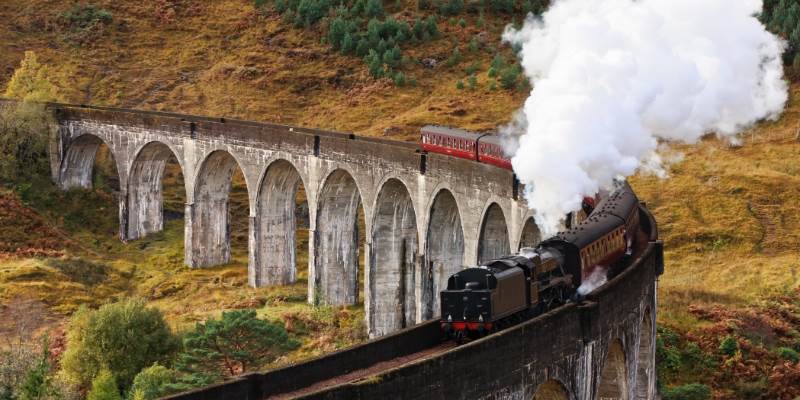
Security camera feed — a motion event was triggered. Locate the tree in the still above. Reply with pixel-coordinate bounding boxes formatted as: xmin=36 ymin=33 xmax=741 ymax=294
xmin=60 ymin=299 xmax=179 ymax=392
xmin=4 ymin=51 xmax=58 ymax=102
xmin=341 ymin=32 xmax=355 ymax=54
xmin=87 ymin=370 xmax=121 ymax=400
xmin=327 ymin=16 xmax=348 ymax=49
xmin=467 ymin=74 xmax=477 ymax=90
xmin=127 ymin=364 xmax=177 ymax=400
xmin=365 ymin=49 xmax=384 ymax=78
xmin=17 ymin=341 xmax=55 ymax=400
xmin=365 ymin=0 xmax=383 ymax=18
xmin=425 ymin=15 xmax=440 ymax=38
xmin=0 ymin=101 xmax=57 ymax=184
xmin=175 ymin=310 xmax=299 ymax=381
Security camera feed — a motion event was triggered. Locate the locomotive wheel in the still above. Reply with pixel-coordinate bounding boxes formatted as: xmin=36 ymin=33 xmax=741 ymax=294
xmin=454 ymin=330 xmax=466 ymax=345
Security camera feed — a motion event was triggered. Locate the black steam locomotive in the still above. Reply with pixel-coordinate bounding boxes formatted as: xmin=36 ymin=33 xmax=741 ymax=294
xmin=440 ymin=182 xmax=640 ymax=342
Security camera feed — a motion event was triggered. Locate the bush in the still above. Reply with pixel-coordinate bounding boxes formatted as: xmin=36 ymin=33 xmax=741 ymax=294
xmin=425 ymin=15 xmax=440 ymax=38
xmin=457 ymin=18 xmax=466 ymax=28
xmin=662 ymin=383 xmax=711 ymax=400
xmin=60 ymin=299 xmax=179 ymax=392
xmin=777 ymin=346 xmax=800 ymax=362
xmin=393 ymin=71 xmax=406 ymax=86
xmin=175 ymin=310 xmax=299 ymax=381
xmin=128 ymin=364 xmax=177 ymax=400
xmin=499 ymin=65 xmax=520 ymax=89
xmin=446 ymin=47 xmax=462 ymax=67
xmin=719 ymin=335 xmax=738 ymax=357
xmin=456 ymin=80 xmax=464 ymax=90
xmin=0 ymin=101 xmax=56 ymax=186
xmin=87 ymin=370 xmax=121 ymax=400
xmin=58 ymin=4 xmax=113 ymax=45
xmin=467 ymin=74 xmax=477 ymax=90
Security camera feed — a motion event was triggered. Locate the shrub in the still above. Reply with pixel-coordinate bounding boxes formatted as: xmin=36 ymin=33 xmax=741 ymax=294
xmin=0 ymin=101 xmax=57 ymax=185
xmin=393 ymin=71 xmax=406 ymax=87
xmin=87 ymin=370 xmax=121 ymax=400
xmin=58 ymin=4 xmax=113 ymax=45
xmin=446 ymin=47 xmax=462 ymax=67
xmin=364 ymin=0 xmax=384 ymax=18
xmin=662 ymin=383 xmax=711 ymax=400
xmin=468 ymin=37 xmax=479 ymax=53
xmin=127 ymin=364 xmax=177 ymax=400
xmin=175 ymin=310 xmax=299 ymax=381
xmin=425 ymin=15 xmax=440 ymax=38
xmin=467 ymin=74 xmax=477 ymax=90
xmin=777 ymin=346 xmax=800 ymax=362
xmin=487 ymin=66 xmax=497 ymax=78
xmin=499 ymin=65 xmax=520 ymax=89
xmin=458 ymin=18 xmax=466 ymax=28
xmin=60 ymin=299 xmax=179 ymax=392
xmin=719 ymin=335 xmax=738 ymax=357
xmin=465 ymin=61 xmax=479 ymax=75
xmin=490 ymin=54 xmax=505 ymax=70
xmin=456 ymin=80 xmax=464 ymax=90
xmin=365 ymin=49 xmax=384 ymax=78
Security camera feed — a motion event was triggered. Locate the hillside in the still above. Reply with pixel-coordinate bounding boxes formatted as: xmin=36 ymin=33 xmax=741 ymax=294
xmin=1 ymin=0 xmax=800 ymax=399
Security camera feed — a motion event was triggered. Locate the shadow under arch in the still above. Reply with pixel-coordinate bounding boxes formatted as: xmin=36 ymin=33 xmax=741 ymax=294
xmin=190 ymin=150 xmax=248 ymax=267
xmin=370 ymin=178 xmax=418 ymax=336
xmin=477 ymin=202 xmax=510 ymax=264
xmin=423 ymin=189 xmax=464 ymax=320
xmin=598 ymin=340 xmax=628 ymax=400
xmin=315 ymin=168 xmax=364 ymax=306
xmin=59 ymin=133 xmax=120 ymax=190
xmin=532 ymin=379 xmax=569 ymax=400
xmin=519 ymin=217 xmax=542 ymax=250
xmin=253 ymin=159 xmax=307 ymax=287
xmin=126 ymin=141 xmax=185 ymax=240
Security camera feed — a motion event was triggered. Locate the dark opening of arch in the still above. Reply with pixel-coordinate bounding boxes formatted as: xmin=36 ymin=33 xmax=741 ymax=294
xmin=370 ymin=179 xmax=418 ymax=337
xmin=127 ymin=142 xmax=185 ymax=240
xmin=532 ymin=379 xmax=569 ymax=400
xmin=190 ymin=150 xmax=249 ymax=267
xmin=315 ymin=169 xmax=364 ymax=306
xmin=636 ymin=312 xmax=654 ymax=399
xmin=423 ymin=190 xmax=464 ymax=320
xmin=254 ymin=160 xmax=308 ymax=287
xmin=598 ymin=340 xmax=628 ymax=400
xmin=519 ymin=217 xmax=542 ymax=250
xmin=477 ymin=203 xmax=510 ymax=264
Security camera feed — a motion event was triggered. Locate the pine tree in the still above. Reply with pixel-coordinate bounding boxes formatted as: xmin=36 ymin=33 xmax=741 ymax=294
xmin=413 ymin=18 xmax=425 ymax=40
xmin=366 ymin=50 xmax=384 ymax=78
xmin=467 ymin=74 xmax=477 ymax=90
xmin=175 ymin=310 xmax=299 ymax=380
xmin=327 ymin=16 xmax=348 ymax=49
xmin=87 ymin=370 xmax=122 ymax=400
xmin=365 ymin=0 xmax=383 ymax=18
xmin=425 ymin=15 xmax=440 ymax=38
xmin=341 ymin=32 xmax=355 ymax=54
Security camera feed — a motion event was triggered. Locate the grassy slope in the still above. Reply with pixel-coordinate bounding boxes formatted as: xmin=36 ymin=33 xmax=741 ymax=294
xmin=1 ymin=0 xmax=800 ymax=396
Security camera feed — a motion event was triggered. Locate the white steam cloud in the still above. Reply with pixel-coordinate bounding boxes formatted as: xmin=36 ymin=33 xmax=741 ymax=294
xmin=577 ymin=267 xmax=608 ymax=296
xmin=503 ymin=0 xmax=788 ymax=236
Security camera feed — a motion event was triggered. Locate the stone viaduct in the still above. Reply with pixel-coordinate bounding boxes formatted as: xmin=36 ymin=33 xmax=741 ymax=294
xmin=49 ymin=104 xmax=542 ymax=338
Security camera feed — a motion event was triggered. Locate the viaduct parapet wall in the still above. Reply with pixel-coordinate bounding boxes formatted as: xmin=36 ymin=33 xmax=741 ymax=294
xmin=49 ymin=103 xmax=540 ymax=338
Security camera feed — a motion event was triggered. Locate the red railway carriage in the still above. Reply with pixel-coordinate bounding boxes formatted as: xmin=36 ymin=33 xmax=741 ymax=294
xmin=420 ymin=125 xmax=482 ymax=161
xmin=420 ymin=125 xmax=514 ymax=169
xmin=477 ymin=135 xmax=513 ymax=170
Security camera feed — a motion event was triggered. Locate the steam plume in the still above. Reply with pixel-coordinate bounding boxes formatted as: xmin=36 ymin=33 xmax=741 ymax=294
xmin=503 ymin=0 xmax=788 ymax=235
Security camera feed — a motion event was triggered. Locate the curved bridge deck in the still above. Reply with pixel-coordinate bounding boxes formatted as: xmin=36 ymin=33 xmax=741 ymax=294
xmin=165 ymin=204 xmax=663 ymax=400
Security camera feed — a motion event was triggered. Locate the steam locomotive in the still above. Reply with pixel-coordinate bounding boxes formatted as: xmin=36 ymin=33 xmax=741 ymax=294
xmin=440 ymin=182 xmax=640 ymax=342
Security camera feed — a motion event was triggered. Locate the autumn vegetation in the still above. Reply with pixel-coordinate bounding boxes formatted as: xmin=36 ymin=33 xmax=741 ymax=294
xmin=0 ymin=1 xmax=800 ymax=399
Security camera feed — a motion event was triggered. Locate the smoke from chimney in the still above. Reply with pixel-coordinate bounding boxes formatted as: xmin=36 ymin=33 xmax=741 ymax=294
xmin=502 ymin=0 xmax=788 ymax=236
